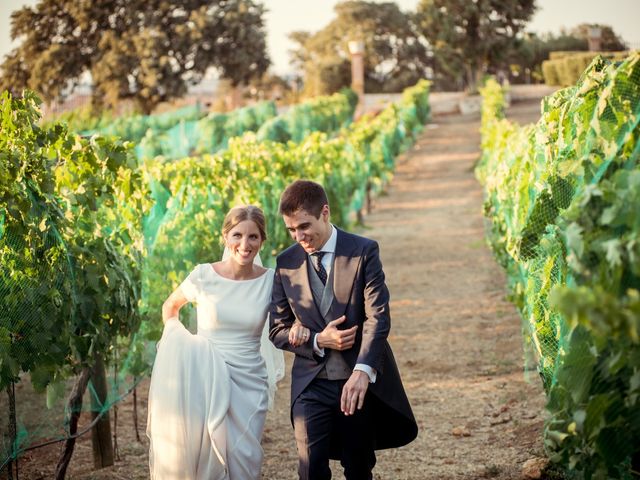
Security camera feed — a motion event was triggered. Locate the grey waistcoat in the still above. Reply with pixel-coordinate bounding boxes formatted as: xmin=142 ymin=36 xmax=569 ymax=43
xmin=308 ymin=255 xmax=351 ymax=380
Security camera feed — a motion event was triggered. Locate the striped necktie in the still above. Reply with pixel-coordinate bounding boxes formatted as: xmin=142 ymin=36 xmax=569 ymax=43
xmin=311 ymin=251 xmax=328 ymax=285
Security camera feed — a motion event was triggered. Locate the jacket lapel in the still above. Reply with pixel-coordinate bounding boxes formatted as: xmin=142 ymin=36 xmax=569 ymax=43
xmin=282 ymin=229 xmax=360 ymax=327
xmin=281 ymin=246 xmax=326 ymax=330
xmin=330 ymin=229 xmax=360 ymax=319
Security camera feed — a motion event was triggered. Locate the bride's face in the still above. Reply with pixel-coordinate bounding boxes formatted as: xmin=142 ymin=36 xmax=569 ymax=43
xmin=224 ymin=220 xmax=263 ymax=266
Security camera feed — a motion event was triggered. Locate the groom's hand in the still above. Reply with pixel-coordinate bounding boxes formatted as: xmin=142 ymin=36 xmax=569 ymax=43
xmin=317 ymin=316 xmax=357 ymax=351
xmin=341 ymin=370 xmax=369 ymax=415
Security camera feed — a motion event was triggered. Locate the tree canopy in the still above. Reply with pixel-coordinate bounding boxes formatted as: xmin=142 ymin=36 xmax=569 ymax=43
xmin=289 ymin=1 xmax=430 ymax=96
xmin=414 ymin=0 xmax=536 ymax=92
xmin=0 ymin=0 xmax=270 ymax=113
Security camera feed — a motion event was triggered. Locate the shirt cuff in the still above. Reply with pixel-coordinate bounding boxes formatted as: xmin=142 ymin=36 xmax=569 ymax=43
xmin=354 ymin=364 xmax=377 ymax=383
xmin=313 ymin=333 xmax=325 ymax=357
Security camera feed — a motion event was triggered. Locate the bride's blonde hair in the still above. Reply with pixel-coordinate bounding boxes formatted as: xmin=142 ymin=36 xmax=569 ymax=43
xmin=222 ymin=205 xmax=267 ymax=242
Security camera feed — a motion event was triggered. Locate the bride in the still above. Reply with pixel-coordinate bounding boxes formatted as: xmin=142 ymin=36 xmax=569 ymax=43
xmin=146 ymin=205 xmax=292 ymax=479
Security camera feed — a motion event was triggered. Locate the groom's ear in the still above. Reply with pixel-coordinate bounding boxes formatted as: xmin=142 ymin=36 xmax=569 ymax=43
xmin=320 ymin=204 xmax=330 ymax=221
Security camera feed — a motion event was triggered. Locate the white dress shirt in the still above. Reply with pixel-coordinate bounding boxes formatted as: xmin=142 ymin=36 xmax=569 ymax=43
xmin=311 ymin=225 xmax=377 ymax=383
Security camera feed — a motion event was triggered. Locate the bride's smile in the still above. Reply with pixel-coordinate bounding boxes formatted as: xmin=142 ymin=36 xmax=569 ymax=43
xmin=225 ymin=220 xmax=263 ymax=265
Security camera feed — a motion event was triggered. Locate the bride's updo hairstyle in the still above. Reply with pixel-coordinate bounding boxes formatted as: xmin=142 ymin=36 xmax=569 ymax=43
xmin=222 ymin=205 xmax=267 ymax=242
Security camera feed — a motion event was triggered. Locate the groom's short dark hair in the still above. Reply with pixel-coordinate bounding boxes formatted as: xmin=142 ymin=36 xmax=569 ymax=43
xmin=279 ymin=180 xmax=328 ymax=218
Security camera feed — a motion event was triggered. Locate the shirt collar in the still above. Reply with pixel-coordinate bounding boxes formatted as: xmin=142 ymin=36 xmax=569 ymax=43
xmin=316 ymin=224 xmax=337 ymax=255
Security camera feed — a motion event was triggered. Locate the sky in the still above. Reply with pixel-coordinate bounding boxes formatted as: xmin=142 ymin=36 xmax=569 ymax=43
xmin=1 ymin=0 xmax=639 ymax=76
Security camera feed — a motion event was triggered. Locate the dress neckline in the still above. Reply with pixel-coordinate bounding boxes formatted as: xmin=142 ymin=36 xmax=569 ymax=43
xmin=208 ymin=263 xmax=270 ymax=283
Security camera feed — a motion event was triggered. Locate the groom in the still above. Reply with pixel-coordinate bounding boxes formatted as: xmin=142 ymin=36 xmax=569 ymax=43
xmin=269 ymin=179 xmax=418 ymax=480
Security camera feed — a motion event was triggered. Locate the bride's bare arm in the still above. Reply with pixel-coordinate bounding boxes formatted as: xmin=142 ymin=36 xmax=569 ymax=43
xmin=162 ymin=287 xmax=189 ymax=323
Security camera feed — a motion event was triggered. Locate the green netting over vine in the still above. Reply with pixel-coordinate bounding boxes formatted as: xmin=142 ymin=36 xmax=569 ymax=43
xmin=477 ymin=53 xmax=640 ymax=478
xmin=0 ymin=79 xmax=431 ymax=472
xmin=135 ymin=101 xmax=279 ymax=160
xmin=81 ymin=104 xmax=204 ymax=144
xmin=0 ymin=89 xmax=148 ymax=474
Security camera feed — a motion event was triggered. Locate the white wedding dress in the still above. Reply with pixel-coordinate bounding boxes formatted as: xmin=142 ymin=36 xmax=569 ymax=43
xmin=147 ymin=263 xmax=282 ymax=479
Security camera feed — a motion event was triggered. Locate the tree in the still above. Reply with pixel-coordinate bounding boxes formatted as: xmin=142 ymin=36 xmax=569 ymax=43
xmin=571 ymin=23 xmax=628 ymax=51
xmin=504 ymin=24 xmax=627 ymax=85
xmin=289 ymin=1 xmax=430 ymax=96
xmin=505 ymin=32 xmax=588 ymax=84
xmin=0 ymin=0 xmax=270 ymax=113
xmin=414 ymin=0 xmax=536 ymax=92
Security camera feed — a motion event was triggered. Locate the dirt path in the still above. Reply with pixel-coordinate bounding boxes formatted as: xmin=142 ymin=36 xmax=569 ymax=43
xmin=12 ymin=99 xmax=548 ymax=480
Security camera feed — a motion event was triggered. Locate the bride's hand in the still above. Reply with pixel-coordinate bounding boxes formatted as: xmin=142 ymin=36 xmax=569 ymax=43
xmin=289 ymin=320 xmax=311 ymax=347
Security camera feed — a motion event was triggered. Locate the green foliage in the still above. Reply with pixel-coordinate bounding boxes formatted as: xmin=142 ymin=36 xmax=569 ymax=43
xmin=0 ymin=90 xmax=70 ymax=390
xmin=67 ymin=101 xmax=279 ymax=162
xmin=85 ymin=104 xmax=205 ymax=145
xmin=477 ymin=52 xmax=640 ymax=477
xmin=0 ymin=0 xmax=269 ymax=113
xmin=340 ymin=87 xmax=359 ymax=112
xmin=542 ymin=51 xmax=631 ymax=86
xmin=194 ymin=113 xmax=231 ymax=154
xmin=542 ymin=60 xmax=562 ymax=87
xmin=161 ymin=101 xmax=278 ymax=159
xmin=133 ymin=91 xmax=354 ymax=161
xmin=545 ymin=168 xmax=640 ymax=478
xmin=256 ymin=91 xmax=355 ymax=143
xmin=0 ymin=89 xmax=148 ymax=391
xmin=256 ymin=116 xmax=291 ymax=143
xmin=400 ymin=80 xmax=431 ymax=127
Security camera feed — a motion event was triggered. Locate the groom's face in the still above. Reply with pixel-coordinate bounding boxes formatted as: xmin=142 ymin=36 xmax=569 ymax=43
xmin=283 ymin=205 xmax=331 ymax=254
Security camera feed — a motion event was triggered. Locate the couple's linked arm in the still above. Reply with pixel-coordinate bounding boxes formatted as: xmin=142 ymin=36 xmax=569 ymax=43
xmin=269 ymin=267 xmax=321 ymax=362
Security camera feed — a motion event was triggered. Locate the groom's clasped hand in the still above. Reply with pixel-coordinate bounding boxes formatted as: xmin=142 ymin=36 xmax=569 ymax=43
xmin=289 ymin=315 xmax=357 ymax=351
xmin=289 ymin=315 xmax=365 ymax=417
